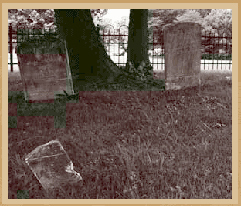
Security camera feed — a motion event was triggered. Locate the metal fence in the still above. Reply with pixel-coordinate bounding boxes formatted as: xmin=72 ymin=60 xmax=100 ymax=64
xmin=99 ymin=24 xmax=232 ymax=71
xmin=8 ymin=23 xmax=232 ymax=72
xmin=200 ymin=30 xmax=232 ymax=71
xmin=8 ymin=23 xmax=58 ymax=72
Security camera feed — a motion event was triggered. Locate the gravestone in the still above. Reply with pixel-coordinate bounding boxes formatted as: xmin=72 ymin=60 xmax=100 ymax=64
xmin=17 ymin=35 xmax=74 ymax=102
xmin=25 ymin=140 xmax=82 ymax=193
xmin=164 ymin=22 xmax=201 ymax=90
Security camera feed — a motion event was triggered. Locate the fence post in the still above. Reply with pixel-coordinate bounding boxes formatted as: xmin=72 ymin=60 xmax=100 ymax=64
xmin=9 ymin=23 xmax=13 ymax=72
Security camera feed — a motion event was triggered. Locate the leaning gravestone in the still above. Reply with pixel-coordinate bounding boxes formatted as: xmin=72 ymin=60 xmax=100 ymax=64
xmin=164 ymin=22 xmax=201 ymax=90
xmin=16 ymin=32 xmax=74 ymax=102
xmin=25 ymin=140 xmax=82 ymax=194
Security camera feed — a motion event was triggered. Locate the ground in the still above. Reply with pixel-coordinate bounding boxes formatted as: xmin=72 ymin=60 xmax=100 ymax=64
xmin=8 ymin=69 xmax=232 ymax=199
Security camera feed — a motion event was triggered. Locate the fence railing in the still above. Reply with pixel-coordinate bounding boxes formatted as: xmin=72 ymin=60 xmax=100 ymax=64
xmin=8 ymin=23 xmax=232 ymax=72
xmin=8 ymin=23 xmax=58 ymax=72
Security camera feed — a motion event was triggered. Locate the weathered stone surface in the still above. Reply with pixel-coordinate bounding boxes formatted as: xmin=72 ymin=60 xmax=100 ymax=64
xmin=17 ymin=38 xmax=74 ymax=101
xmin=25 ymin=140 xmax=82 ymax=192
xmin=164 ymin=22 xmax=201 ymax=90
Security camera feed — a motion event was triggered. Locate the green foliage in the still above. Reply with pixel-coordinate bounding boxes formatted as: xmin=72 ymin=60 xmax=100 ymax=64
xmin=202 ymin=53 xmax=232 ymax=60
xmin=149 ymin=53 xmax=232 ymax=60
xmin=17 ymin=190 xmax=29 ymax=199
xmin=55 ymin=90 xmax=79 ymax=102
xmin=16 ymin=32 xmax=65 ymax=54
xmin=8 ymin=91 xmax=26 ymax=103
xmin=9 ymin=9 xmax=108 ymax=41
xmin=124 ymin=60 xmax=153 ymax=82
xmin=8 ymin=9 xmax=56 ymax=37
xmin=174 ymin=9 xmax=203 ymax=25
xmin=148 ymin=9 xmax=232 ymax=51
xmin=203 ymin=9 xmax=232 ymax=37
xmin=8 ymin=116 xmax=17 ymax=128
xmin=9 ymin=9 xmax=232 ymax=55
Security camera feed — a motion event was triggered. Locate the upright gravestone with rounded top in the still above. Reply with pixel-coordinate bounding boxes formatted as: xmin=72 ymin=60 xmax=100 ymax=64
xmin=164 ymin=22 xmax=201 ymax=90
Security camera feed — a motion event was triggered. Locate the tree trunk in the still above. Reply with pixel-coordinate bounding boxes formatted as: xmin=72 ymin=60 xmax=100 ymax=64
xmin=126 ymin=9 xmax=153 ymax=80
xmin=54 ymin=9 xmax=122 ymax=92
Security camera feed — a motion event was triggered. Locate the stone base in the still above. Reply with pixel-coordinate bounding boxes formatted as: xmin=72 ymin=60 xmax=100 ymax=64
xmin=165 ymin=74 xmax=201 ymax=90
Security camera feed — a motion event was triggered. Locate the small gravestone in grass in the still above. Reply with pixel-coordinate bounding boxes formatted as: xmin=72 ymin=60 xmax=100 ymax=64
xmin=25 ymin=140 xmax=83 ymax=194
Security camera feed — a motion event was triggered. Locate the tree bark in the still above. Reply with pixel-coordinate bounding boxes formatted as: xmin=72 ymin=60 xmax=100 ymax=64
xmin=126 ymin=9 xmax=152 ymax=73
xmin=54 ymin=9 xmax=122 ymax=92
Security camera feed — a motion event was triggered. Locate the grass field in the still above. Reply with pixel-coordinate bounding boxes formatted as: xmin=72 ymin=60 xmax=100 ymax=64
xmin=8 ymin=69 xmax=232 ymax=199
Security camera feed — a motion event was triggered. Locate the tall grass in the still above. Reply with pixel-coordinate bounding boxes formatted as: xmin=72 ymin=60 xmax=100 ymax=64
xmin=8 ymin=71 xmax=232 ymax=199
